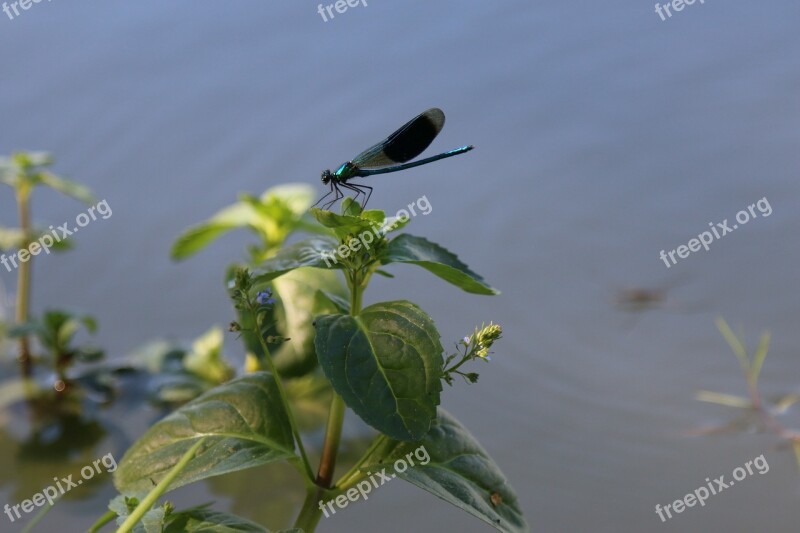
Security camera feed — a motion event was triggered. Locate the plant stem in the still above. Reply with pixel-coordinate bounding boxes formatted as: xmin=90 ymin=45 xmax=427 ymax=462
xmin=293 ymin=486 xmax=328 ymax=532
xmin=444 ymin=351 xmax=472 ymax=376
xmin=349 ymin=270 xmax=363 ymax=315
xmin=747 ymin=377 xmax=761 ymax=410
xmin=20 ymin=500 xmax=53 ymax=532
xmin=294 ymin=268 xmax=367 ymax=531
xmin=316 ymin=270 xmax=364 ymax=487
xmin=316 ymin=394 xmax=345 ymax=487
xmin=16 ymin=187 xmax=32 ymax=377
xmin=246 ymin=299 xmax=315 ymax=482
xmin=116 ymin=438 xmax=206 ymax=533
xmin=86 ymin=510 xmax=117 ymax=533
xmin=334 ymin=433 xmax=387 ymax=490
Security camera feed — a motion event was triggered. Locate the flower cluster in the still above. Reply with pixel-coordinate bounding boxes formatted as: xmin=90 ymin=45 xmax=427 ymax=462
xmin=471 ymin=322 xmax=502 ymax=359
xmin=443 ymin=322 xmax=503 ymax=386
xmin=228 ymin=268 xmax=285 ymax=343
xmin=256 ymin=289 xmax=275 ymax=306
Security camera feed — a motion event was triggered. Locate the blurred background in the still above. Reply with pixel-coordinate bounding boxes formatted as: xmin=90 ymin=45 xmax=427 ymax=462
xmin=1 ymin=0 xmax=799 ymax=531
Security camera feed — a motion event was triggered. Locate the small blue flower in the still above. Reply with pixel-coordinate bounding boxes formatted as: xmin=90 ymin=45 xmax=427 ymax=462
xmin=256 ymin=289 xmax=275 ymax=306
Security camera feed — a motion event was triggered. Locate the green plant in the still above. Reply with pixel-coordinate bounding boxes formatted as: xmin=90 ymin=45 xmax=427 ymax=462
xmin=0 ymin=152 xmax=94 ymax=376
xmin=102 ymin=187 xmax=527 ymax=532
xmin=8 ymin=309 xmax=102 ymax=389
xmin=694 ymin=318 xmax=800 ymax=467
xmin=172 ymin=184 xmax=346 ymax=378
xmin=126 ymin=327 xmax=237 ymax=406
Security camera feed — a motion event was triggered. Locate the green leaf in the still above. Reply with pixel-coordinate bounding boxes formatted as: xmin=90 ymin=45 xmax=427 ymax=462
xmin=313 ymin=289 xmax=350 ymax=314
xmin=127 ymin=501 xmax=305 ymax=533
xmin=171 ymin=203 xmax=259 ymax=260
xmin=258 ymin=183 xmax=315 ymax=215
xmin=80 ymin=314 xmax=98 ymax=333
xmin=310 ymin=208 xmax=383 ymax=242
xmin=361 ymin=410 xmax=528 ymax=533
xmin=109 ymin=495 xmax=152 ymax=533
xmin=361 ymin=209 xmax=386 ymax=226
xmin=773 ymin=393 xmax=800 ymax=413
xmin=0 ymin=162 xmax=13 ymax=187
xmin=340 ymin=197 xmax=363 ymax=217
xmin=1 ymin=152 xmax=54 ymax=188
xmin=751 ymin=331 xmax=771 ymax=383
xmin=335 ymin=196 xmax=386 ymax=226
xmin=236 ymin=268 xmax=346 ymax=378
xmin=0 ymin=227 xmax=25 ymax=250
xmin=269 ymin=268 xmax=347 ymax=377
xmin=381 ymin=214 xmax=412 ymax=234
xmin=141 ymin=506 xmax=167 ymax=533
xmin=715 ymin=317 xmax=749 ymax=374
xmin=380 ymin=234 xmax=498 ymax=295
xmin=12 ymin=151 xmax=53 ymax=168
xmin=284 ymin=372 xmax=334 ymax=431
xmin=162 ymin=507 xmax=269 ymax=532
xmin=314 ymin=301 xmax=443 ymax=441
xmin=117 ymin=438 xmax=210 ymax=533
xmin=0 ymin=226 xmax=74 ymax=252
xmin=171 ymin=184 xmax=317 ymax=261
xmin=7 ymin=321 xmax=47 ymax=339
xmin=251 ymin=236 xmax=340 ymax=284
xmin=126 ymin=340 xmax=184 ymax=373
xmin=152 ymin=376 xmax=211 ymax=405
xmin=44 ymin=231 xmax=74 ymax=252
xmin=37 ymin=171 xmax=95 ymax=204
xmin=108 ymin=494 xmax=140 ymax=519
xmin=183 ymin=327 xmax=235 ymax=384
xmin=694 ymin=390 xmax=752 ymax=408
xmin=114 ymin=372 xmax=297 ymax=494
xmin=39 ymin=309 xmax=97 ymax=349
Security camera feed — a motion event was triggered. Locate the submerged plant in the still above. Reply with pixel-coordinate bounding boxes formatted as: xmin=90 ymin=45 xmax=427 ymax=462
xmin=126 ymin=326 xmax=238 ymax=406
xmin=693 ymin=318 xmax=800 ymax=467
xmin=0 ymin=152 xmax=94 ymax=377
xmin=101 ymin=188 xmax=528 ymax=532
xmin=8 ymin=309 xmax=102 ymax=390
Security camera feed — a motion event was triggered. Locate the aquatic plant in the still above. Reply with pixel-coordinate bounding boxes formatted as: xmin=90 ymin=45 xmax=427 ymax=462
xmin=97 ymin=187 xmax=528 ymax=532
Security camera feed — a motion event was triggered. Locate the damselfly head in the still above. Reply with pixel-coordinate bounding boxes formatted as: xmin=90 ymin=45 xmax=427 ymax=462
xmin=321 ymin=169 xmax=333 ymax=184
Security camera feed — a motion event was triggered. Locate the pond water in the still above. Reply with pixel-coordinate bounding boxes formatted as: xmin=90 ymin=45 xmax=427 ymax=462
xmin=1 ymin=1 xmax=799 ymax=531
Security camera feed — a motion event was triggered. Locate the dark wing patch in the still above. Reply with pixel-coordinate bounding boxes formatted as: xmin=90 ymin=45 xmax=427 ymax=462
xmin=350 ymin=108 xmax=446 ymax=169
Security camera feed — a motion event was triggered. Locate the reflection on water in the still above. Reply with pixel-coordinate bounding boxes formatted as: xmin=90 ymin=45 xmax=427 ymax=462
xmin=1 ymin=0 xmax=800 ymax=531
